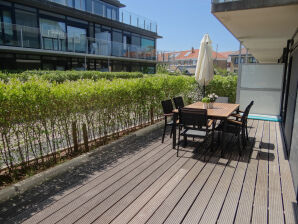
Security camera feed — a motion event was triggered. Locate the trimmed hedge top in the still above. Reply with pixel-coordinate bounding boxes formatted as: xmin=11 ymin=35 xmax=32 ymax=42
xmin=0 ymin=70 xmax=144 ymax=83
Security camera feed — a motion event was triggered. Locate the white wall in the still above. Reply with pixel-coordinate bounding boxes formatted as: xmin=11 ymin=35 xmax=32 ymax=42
xmin=237 ymin=64 xmax=284 ymax=115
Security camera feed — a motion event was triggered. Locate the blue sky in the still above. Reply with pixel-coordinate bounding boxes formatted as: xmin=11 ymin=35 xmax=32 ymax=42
xmin=121 ymin=0 xmax=239 ymax=53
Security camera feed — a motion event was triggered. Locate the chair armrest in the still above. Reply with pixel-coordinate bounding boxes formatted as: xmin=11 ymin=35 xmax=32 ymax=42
xmin=207 ymin=119 xmax=215 ymax=127
xmin=164 ymin=113 xmax=173 ymax=117
xmin=230 ymin=114 xmax=242 ymax=119
xmin=227 ymin=119 xmax=242 ymax=126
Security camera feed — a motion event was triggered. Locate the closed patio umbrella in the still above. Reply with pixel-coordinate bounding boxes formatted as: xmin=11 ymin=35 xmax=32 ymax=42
xmin=195 ymin=34 xmax=214 ymax=97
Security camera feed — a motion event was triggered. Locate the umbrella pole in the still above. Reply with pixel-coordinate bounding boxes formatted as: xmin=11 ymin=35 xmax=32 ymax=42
xmin=203 ymin=80 xmax=206 ymax=97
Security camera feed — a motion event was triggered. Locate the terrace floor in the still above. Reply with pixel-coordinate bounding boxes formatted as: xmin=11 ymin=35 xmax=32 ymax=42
xmin=0 ymin=120 xmax=298 ymax=224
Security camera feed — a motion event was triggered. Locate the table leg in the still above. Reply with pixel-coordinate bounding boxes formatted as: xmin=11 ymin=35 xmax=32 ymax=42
xmin=221 ymin=118 xmax=227 ymax=157
xmin=172 ymin=113 xmax=177 ymax=149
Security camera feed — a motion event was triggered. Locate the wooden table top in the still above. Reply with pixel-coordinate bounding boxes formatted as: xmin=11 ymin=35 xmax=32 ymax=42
xmin=174 ymin=102 xmax=240 ymax=118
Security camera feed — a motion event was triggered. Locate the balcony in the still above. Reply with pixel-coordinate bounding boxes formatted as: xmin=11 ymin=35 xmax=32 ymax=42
xmin=0 ymin=119 xmax=297 ymax=223
xmin=43 ymin=0 xmax=158 ymax=33
xmin=0 ymin=23 xmax=157 ymax=61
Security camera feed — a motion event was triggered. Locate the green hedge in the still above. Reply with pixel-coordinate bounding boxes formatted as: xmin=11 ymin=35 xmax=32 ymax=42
xmin=0 ymin=75 xmax=196 ymax=171
xmin=0 ymin=70 xmax=144 ymax=83
xmin=206 ymin=75 xmax=237 ymax=103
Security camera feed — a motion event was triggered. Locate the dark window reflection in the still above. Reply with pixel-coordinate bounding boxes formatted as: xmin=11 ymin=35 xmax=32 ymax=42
xmin=67 ymin=25 xmax=87 ymax=53
xmin=40 ymin=18 xmax=66 ymax=51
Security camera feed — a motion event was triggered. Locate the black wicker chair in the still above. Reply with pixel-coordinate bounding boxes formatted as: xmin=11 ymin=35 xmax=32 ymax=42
xmin=177 ymin=108 xmax=215 ymax=156
xmin=230 ymin=100 xmax=254 ymax=141
xmin=173 ymin=96 xmax=185 ymax=109
xmin=161 ymin=99 xmax=175 ymax=143
xmin=216 ymin=101 xmax=253 ymax=155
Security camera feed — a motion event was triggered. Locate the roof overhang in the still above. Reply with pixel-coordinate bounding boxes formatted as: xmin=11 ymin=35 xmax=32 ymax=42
xmin=213 ymin=4 xmax=298 ymax=63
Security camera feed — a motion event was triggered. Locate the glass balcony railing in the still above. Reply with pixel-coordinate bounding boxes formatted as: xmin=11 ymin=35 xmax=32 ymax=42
xmin=0 ymin=23 xmax=157 ymax=61
xmin=42 ymin=0 xmax=158 ymax=33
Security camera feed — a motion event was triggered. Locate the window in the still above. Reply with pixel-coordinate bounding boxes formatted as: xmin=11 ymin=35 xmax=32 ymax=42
xmin=39 ymin=18 xmax=66 ymax=51
xmin=15 ymin=9 xmax=39 ymax=48
xmin=74 ymin=0 xmax=86 ymax=11
xmin=106 ymin=7 xmax=112 ymax=19
xmin=141 ymin=37 xmax=155 ymax=59
xmin=112 ymin=31 xmax=122 ymax=56
xmin=67 ymin=25 xmax=87 ymax=53
xmin=93 ymin=0 xmax=104 ymax=16
xmin=67 ymin=0 xmax=73 ymax=7
xmin=131 ymin=35 xmax=141 ymax=58
xmin=1 ymin=9 xmax=14 ymax=46
xmin=234 ymin=57 xmax=238 ymax=64
xmin=52 ymin=0 xmax=67 ymax=6
xmin=123 ymin=33 xmax=131 ymax=57
xmin=112 ymin=8 xmax=117 ymax=20
xmin=184 ymin=51 xmax=191 ymax=57
xmin=93 ymin=26 xmax=111 ymax=56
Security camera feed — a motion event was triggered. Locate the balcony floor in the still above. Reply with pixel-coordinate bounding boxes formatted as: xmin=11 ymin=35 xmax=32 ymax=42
xmin=0 ymin=120 xmax=297 ymax=224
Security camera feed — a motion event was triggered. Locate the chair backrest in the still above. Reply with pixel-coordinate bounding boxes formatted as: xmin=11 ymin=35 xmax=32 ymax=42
xmin=215 ymin=97 xmax=229 ymax=103
xmin=173 ymin=96 xmax=185 ymax=109
xmin=161 ymin=99 xmax=174 ymax=115
xmin=179 ymin=108 xmax=208 ymax=129
xmin=241 ymin=101 xmax=254 ymax=124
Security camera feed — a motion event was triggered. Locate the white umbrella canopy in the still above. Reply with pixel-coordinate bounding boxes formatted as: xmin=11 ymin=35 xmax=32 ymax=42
xmin=195 ymin=34 xmax=214 ymax=89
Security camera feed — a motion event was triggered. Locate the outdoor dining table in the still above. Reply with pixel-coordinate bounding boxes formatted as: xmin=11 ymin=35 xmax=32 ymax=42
xmin=172 ymin=102 xmax=240 ymax=154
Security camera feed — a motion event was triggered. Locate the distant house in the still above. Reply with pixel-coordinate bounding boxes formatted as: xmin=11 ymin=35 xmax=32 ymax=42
xmin=221 ymin=49 xmax=257 ymax=73
xmin=157 ymin=48 xmax=228 ymax=74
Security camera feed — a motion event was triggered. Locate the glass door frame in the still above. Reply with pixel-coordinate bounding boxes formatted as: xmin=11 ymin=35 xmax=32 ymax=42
xmin=66 ymin=19 xmax=88 ymax=53
xmin=0 ymin=4 xmax=16 ymax=46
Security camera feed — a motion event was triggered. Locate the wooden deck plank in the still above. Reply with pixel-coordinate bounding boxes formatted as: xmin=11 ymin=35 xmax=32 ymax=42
xmin=210 ymin=119 xmax=257 ymax=224
xmin=22 ymin=137 xmax=172 ymax=224
xmin=109 ymin=150 xmax=194 ymax=224
xmin=163 ymin=122 xmax=254 ymax=224
xmin=39 ymin=140 xmax=174 ymax=224
xmin=128 ymin=152 xmax=202 ymax=224
xmin=268 ymin=121 xmax=285 ymax=224
xmin=251 ymin=120 xmax=269 ymax=224
xmin=161 ymin=145 xmax=223 ymax=224
xmin=275 ymin=122 xmax=298 ymax=224
xmin=234 ymin=120 xmax=263 ymax=224
xmin=56 ymin=144 xmax=177 ymax=224
xmin=181 ymin=151 xmax=230 ymax=224
xmin=199 ymin=158 xmax=238 ymax=224
xmin=78 ymin=150 xmax=194 ymax=224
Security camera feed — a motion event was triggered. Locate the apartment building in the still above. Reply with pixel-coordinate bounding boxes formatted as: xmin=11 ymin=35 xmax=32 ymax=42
xmin=0 ymin=0 xmax=160 ymax=72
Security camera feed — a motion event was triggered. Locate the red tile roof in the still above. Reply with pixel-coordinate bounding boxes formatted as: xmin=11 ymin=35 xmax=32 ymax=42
xmin=157 ymin=49 xmax=227 ymax=61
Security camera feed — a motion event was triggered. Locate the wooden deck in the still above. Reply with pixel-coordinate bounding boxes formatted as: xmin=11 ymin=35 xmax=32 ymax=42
xmin=1 ymin=120 xmax=298 ymax=224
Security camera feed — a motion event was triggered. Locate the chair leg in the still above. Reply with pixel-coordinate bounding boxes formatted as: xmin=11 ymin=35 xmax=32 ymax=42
xmin=184 ymin=136 xmax=187 ymax=147
xmin=242 ymin=127 xmax=247 ymax=147
xmin=177 ymin=129 xmax=181 ymax=157
xmin=211 ymin=130 xmax=215 ymax=151
xmin=162 ymin=123 xmax=166 ymax=143
xmin=238 ymin=132 xmax=242 ymax=156
xmin=170 ymin=125 xmax=173 ymax=138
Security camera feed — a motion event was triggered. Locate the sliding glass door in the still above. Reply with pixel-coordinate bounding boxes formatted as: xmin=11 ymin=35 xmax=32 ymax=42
xmin=39 ymin=18 xmax=66 ymax=51
xmin=0 ymin=6 xmax=14 ymax=46
xmin=67 ymin=25 xmax=87 ymax=53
